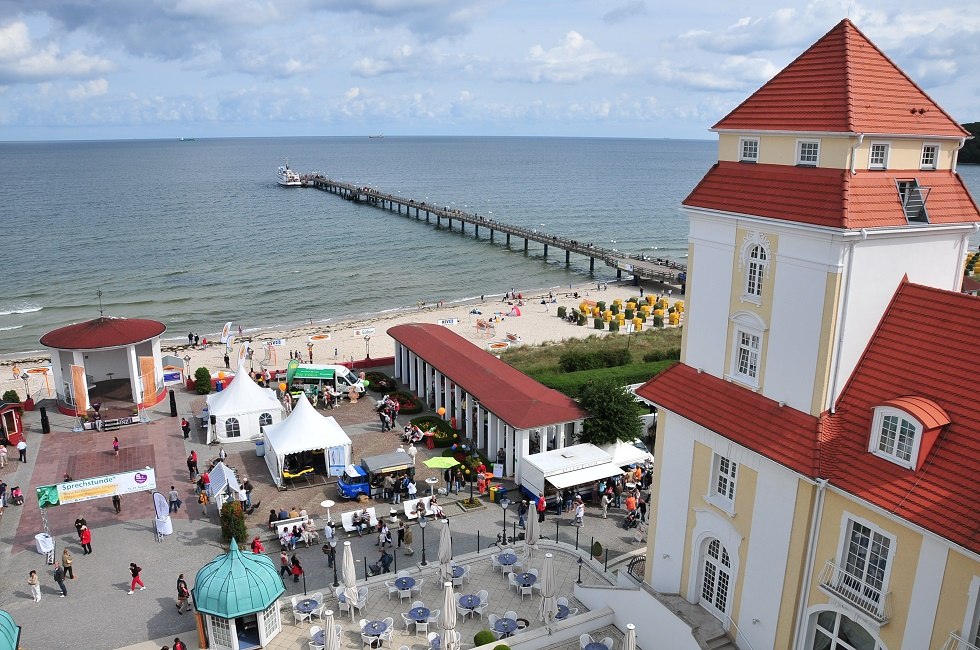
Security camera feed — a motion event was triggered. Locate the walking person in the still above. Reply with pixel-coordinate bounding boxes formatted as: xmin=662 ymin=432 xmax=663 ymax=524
xmin=128 ymin=562 xmax=145 ymax=594
xmin=176 ymin=574 xmax=191 ymax=614
xmin=168 ymin=486 xmax=181 ymax=513
xmin=180 ymin=418 xmax=190 ymax=439
xmin=536 ymin=493 xmax=547 ymax=523
xmin=601 ymin=491 xmax=612 ymax=519
xmin=518 ymin=500 xmax=528 ymax=529
xmin=74 ymin=516 xmax=87 ymax=541
xmin=572 ymin=498 xmax=585 ymax=527
xmin=186 ymin=453 xmax=196 ymax=481
xmin=53 ymin=562 xmax=67 ymax=597
xmin=198 ymin=490 xmax=209 ymax=516
xmin=279 ymin=550 xmax=291 ymax=579
xmin=112 ymin=436 xmax=120 ymax=457
xmin=173 ymin=638 xmax=188 ymax=650
xmin=322 ymin=542 xmax=336 ymax=569
xmin=80 ymin=525 xmax=93 ymax=554
xmin=402 ymin=523 xmax=414 ymax=556
xmin=28 ymin=570 xmax=40 ymax=602
xmin=0 ymin=444 xmax=7 ymax=468
xmin=112 ymin=494 xmax=122 ymax=514
xmin=62 ymin=547 xmax=75 ymax=579
xmin=290 ymin=554 xmax=303 ymax=583
xmin=17 ymin=439 xmax=27 ymax=462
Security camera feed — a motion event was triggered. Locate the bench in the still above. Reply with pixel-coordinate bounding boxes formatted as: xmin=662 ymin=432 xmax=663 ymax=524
xmin=403 ymin=496 xmax=435 ymax=520
xmin=340 ymin=507 xmax=379 ymax=535
xmin=270 ymin=515 xmax=309 ymax=540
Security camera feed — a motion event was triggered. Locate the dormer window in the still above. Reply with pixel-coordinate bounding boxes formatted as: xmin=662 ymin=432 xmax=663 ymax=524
xmin=797 ymin=140 xmax=819 ymax=166
xmin=870 ymin=398 xmax=949 ymax=471
xmin=873 ymin=409 xmax=917 ymax=465
xmin=739 ymin=137 xmax=759 ymax=163
xmin=869 ymin=143 xmax=889 ymax=170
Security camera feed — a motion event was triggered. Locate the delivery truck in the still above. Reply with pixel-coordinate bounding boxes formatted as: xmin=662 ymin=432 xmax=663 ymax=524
xmin=519 ymin=443 xmax=625 ymax=503
xmin=337 ymin=450 xmax=415 ymax=500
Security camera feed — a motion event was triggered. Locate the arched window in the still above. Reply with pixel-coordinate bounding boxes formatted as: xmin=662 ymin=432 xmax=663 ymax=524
xmin=746 ymin=245 xmax=766 ymax=298
xmin=225 ymin=417 xmax=241 ymax=438
xmin=259 ymin=412 xmax=273 ymax=428
xmin=699 ymin=538 xmax=733 ymax=618
xmin=808 ymin=610 xmax=885 ymax=650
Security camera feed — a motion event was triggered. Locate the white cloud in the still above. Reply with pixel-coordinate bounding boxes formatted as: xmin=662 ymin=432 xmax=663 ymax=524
xmin=0 ymin=20 xmax=114 ymax=85
xmin=68 ymin=78 xmax=108 ymax=99
xmin=522 ymin=31 xmax=628 ymax=84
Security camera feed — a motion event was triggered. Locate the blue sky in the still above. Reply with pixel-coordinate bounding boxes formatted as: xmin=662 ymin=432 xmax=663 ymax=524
xmin=1 ymin=0 xmax=978 ymax=141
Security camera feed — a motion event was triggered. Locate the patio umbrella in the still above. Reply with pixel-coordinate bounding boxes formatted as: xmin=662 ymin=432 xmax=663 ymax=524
xmin=523 ymin=506 xmax=539 ymax=562
xmin=323 ymin=609 xmax=340 ymax=650
xmin=438 ymin=519 xmax=453 ymax=583
xmin=423 ymin=457 xmax=460 ymax=469
xmin=538 ymin=552 xmax=558 ymax=624
xmin=341 ymin=541 xmax=358 ymax=608
xmin=624 ymin=624 xmax=636 ymax=650
xmin=441 ymin=581 xmax=459 ymax=650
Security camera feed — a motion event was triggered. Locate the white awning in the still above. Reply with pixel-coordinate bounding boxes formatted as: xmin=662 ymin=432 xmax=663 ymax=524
xmin=546 ymin=463 xmax=624 ymax=489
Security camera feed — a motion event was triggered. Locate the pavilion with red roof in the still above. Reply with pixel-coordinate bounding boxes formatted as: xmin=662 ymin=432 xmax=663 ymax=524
xmin=40 ymin=316 xmax=168 ymax=417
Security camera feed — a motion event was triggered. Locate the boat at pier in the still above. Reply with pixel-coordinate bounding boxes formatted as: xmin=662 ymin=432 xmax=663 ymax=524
xmin=276 ymin=160 xmax=302 ymax=187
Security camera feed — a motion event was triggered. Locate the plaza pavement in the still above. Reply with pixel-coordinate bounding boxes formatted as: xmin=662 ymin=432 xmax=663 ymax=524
xmin=0 ymin=375 xmax=648 ymax=649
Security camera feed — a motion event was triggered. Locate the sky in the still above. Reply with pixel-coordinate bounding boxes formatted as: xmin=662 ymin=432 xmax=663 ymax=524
xmin=0 ymin=0 xmax=978 ymax=141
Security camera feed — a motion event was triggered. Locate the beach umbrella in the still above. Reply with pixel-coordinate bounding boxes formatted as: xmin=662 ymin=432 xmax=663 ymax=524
xmin=341 ymin=541 xmax=358 ymax=608
xmin=423 ymin=457 xmax=460 ymax=469
xmin=441 ymin=581 xmax=459 ymax=650
xmin=523 ymin=507 xmax=539 ymax=562
xmin=538 ymin=552 xmax=558 ymax=624
xmin=624 ymin=624 xmax=636 ymax=650
xmin=438 ymin=519 xmax=453 ymax=583
xmin=323 ymin=609 xmax=340 ymax=650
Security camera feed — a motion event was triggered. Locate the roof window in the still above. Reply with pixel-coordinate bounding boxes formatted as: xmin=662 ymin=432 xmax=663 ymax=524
xmin=896 ymin=180 xmax=930 ymax=224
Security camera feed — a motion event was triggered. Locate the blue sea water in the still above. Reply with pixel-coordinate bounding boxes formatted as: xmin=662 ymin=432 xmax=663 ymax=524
xmin=1 ymin=136 xmax=979 ymax=359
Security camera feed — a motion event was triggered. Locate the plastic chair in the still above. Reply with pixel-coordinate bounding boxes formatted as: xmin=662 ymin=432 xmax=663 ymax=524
xmin=428 ymin=609 xmax=440 ymax=625
xmin=362 ymin=632 xmax=379 ymax=648
xmin=488 ymin=614 xmax=504 ymax=640
xmin=411 ymin=578 xmax=424 ymax=595
xmin=313 ymin=602 xmax=326 ymax=622
xmin=397 ymin=569 xmax=411 ymax=578
xmin=427 ymin=632 xmax=440 ymax=650
xmin=381 ymin=618 xmax=395 ymax=647
xmin=504 ymin=610 xmax=517 ymax=621
xmin=452 ymin=564 xmax=468 ymax=587
xmin=520 ymin=582 xmax=533 ymax=601
xmin=311 ymin=625 xmax=323 ymax=637
xmin=473 ymin=590 xmax=489 ymax=620
xmin=386 ymin=580 xmax=400 ymax=601
xmin=401 ymin=612 xmax=414 ymax=634
xmin=507 ymin=572 xmax=520 ymax=592
xmin=310 ymin=625 xmax=325 ymax=650
xmin=557 ymin=596 xmax=569 ymax=608
xmin=415 ymin=618 xmax=429 ymax=637
xmin=580 ymin=634 xmax=594 ymax=650
xmin=293 ymin=596 xmax=312 ymax=625
xmin=412 ymin=600 xmax=425 ymax=609
xmin=601 ymin=637 xmax=614 ymax=650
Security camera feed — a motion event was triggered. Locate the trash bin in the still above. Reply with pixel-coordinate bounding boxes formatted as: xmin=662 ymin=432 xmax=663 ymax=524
xmin=489 ymin=486 xmax=499 ymax=503
xmin=155 ymin=516 xmax=173 ymax=536
xmin=497 ymin=487 xmax=507 ymax=502
xmin=255 ymin=440 xmax=265 ymax=457
xmin=425 ymin=433 xmax=435 ymax=450
xmin=35 ymin=533 xmax=54 ymax=555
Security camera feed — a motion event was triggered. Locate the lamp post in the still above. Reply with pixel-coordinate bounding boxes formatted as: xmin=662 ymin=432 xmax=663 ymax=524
xmin=330 ymin=540 xmax=339 ymax=587
xmin=419 ymin=518 xmax=428 ymax=566
xmin=20 ymin=372 xmax=29 ymax=400
xmin=500 ymin=497 xmax=510 ymax=544
xmin=364 ymin=335 xmax=371 ymax=360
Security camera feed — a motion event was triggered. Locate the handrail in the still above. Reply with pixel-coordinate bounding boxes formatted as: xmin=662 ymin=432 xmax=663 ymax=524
xmin=942 ymin=632 xmax=980 ymax=650
xmin=817 ymin=560 xmax=891 ymax=623
xmin=728 ymin=617 xmax=758 ymax=650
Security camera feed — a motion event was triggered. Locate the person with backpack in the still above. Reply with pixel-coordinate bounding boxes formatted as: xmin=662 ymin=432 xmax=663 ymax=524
xmin=53 ymin=563 xmax=67 ymax=597
xmin=290 ymin=554 xmax=303 ymax=583
xmin=128 ymin=563 xmax=145 ymax=594
xmin=198 ymin=490 xmax=209 ymax=515
xmin=176 ymin=574 xmax=191 ymax=614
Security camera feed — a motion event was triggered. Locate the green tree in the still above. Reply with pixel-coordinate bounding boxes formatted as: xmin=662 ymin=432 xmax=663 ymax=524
xmin=2 ymin=389 xmax=20 ymax=403
xmin=961 ymin=123 xmax=980 ymax=164
xmin=220 ymin=500 xmax=248 ymax=544
xmin=576 ymin=379 xmax=643 ymax=446
xmin=194 ymin=367 xmax=212 ymax=395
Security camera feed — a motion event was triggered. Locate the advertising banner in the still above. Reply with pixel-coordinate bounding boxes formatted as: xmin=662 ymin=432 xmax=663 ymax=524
xmin=220 ymin=321 xmax=233 ymax=344
xmin=438 ymin=318 xmax=459 ymax=326
xmin=35 ymin=467 xmax=157 ymax=508
xmin=352 ymin=327 xmax=376 ymax=337
xmin=70 ymin=364 xmax=88 ymax=414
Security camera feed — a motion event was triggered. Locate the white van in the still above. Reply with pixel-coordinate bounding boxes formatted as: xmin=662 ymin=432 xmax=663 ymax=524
xmin=288 ymin=363 xmax=365 ymax=395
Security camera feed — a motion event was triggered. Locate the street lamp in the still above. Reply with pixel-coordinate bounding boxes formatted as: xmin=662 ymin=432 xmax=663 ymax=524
xmin=330 ymin=540 xmax=339 ymax=587
xmin=20 ymin=372 xmax=29 ymax=400
xmin=364 ymin=335 xmax=371 ymax=360
xmin=500 ymin=497 xmax=510 ymax=545
xmin=419 ymin=518 xmax=428 ymax=566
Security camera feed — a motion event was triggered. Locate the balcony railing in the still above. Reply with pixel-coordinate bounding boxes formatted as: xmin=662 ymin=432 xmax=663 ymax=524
xmin=942 ymin=632 xmax=980 ymax=650
xmin=817 ymin=560 xmax=891 ymax=623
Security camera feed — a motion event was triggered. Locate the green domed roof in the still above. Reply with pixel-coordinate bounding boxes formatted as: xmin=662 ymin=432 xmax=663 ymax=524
xmin=0 ymin=610 xmax=20 ymax=650
xmin=193 ymin=539 xmax=285 ymax=619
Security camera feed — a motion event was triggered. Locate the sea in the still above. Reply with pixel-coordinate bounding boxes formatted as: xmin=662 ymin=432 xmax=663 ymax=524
xmin=2 ymin=136 xmax=979 ymax=360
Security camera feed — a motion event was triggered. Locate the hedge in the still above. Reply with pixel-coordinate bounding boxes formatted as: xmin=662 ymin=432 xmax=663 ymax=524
xmin=558 ymin=348 xmax=632 ymax=373
xmin=410 ymin=415 xmax=460 ymax=447
xmin=643 ymin=347 xmax=682 ymax=362
xmin=389 ymin=391 xmax=424 ymax=414
xmin=364 ymin=371 xmax=398 ymax=393
xmin=529 ymin=360 xmax=677 ymax=398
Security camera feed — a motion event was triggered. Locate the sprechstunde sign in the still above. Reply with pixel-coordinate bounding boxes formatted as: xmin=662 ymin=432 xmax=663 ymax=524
xmin=36 ymin=467 xmax=157 ymax=508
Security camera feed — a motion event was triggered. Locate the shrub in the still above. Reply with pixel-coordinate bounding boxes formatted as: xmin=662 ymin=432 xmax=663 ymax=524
xmin=474 ymin=631 xmax=496 ymax=646
xmin=410 ymin=416 xmax=459 ymax=447
xmin=2 ymin=389 xmax=20 ymax=403
xmin=364 ymin=371 xmax=397 ymax=393
xmin=643 ymin=347 xmax=682 ymax=362
xmin=592 ymin=541 xmax=603 ymax=557
xmin=493 ymin=646 xmax=511 ymax=650
xmin=220 ymin=500 xmax=248 ymax=544
xmin=389 ymin=391 xmax=424 ymax=414
xmin=194 ymin=367 xmax=212 ymax=395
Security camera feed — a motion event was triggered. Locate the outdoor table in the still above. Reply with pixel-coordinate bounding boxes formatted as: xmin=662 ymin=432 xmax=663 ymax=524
xmin=425 ymin=476 xmax=439 ymax=495
xmin=493 ymin=618 xmax=519 ymax=637
xmin=363 ymin=620 xmax=388 ymax=637
xmin=498 ymin=553 xmax=518 ymax=566
xmin=408 ymin=606 xmax=431 ymax=622
xmin=585 ymin=643 xmax=607 ymax=650
xmin=556 ymin=604 xmax=570 ymax=620
xmin=458 ymin=594 xmax=481 ymax=612
xmin=296 ymin=598 xmax=318 ymax=614
xmin=515 ymin=572 xmax=536 ymax=588
xmin=395 ymin=576 xmax=416 ymax=591
xmin=452 ymin=565 xmax=465 ymax=578
xmin=313 ymin=630 xmax=326 ymax=646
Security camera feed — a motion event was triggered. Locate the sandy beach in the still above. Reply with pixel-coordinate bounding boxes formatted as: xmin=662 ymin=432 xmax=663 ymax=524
xmin=0 ymin=279 xmax=681 ymax=400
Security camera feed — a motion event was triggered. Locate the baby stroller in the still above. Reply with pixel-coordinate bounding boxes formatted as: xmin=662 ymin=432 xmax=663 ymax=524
xmin=10 ymin=486 xmax=24 ymax=505
xmin=622 ymin=510 xmax=639 ymax=530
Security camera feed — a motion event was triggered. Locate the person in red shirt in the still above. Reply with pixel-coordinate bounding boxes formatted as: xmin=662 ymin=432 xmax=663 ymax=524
xmin=536 ymin=493 xmax=547 ymax=523
xmin=250 ymin=536 xmax=265 ymax=554
xmin=80 ymin=526 xmax=93 ymax=554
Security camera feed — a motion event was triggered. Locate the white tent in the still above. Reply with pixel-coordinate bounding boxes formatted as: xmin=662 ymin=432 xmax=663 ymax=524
xmin=207 ymin=461 xmax=245 ymax=511
xmin=263 ymin=393 xmax=352 ymax=488
xmin=205 ymin=363 xmax=283 ymax=444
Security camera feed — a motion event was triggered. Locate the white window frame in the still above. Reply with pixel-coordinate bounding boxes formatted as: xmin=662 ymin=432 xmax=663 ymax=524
xmin=920 ymin=143 xmax=939 ymax=170
xmin=744 ymin=244 xmax=767 ymax=303
xmin=835 ymin=513 xmax=896 ymax=614
xmin=868 ymin=142 xmax=890 ymax=170
xmin=698 ymin=537 xmax=734 ymax=620
xmin=705 ymin=453 xmax=737 ymax=515
xmin=739 ymin=137 xmax=759 ymax=163
xmin=225 ymin=416 xmax=241 ymax=438
xmin=797 ymin=139 xmax=820 ymax=166
xmin=869 ymin=406 xmax=922 ymax=469
xmin=807 ymin=609 xmax=885 ymax=650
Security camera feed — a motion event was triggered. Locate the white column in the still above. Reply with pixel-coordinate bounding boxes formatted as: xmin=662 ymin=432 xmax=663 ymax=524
xmin=465 ymin=397 xmax=474 ymax=440
xmin=408 ymin=352 xmax=418 ymax=391
xmin=126 ymin=345 xmax=141 ymax=404
xmin=476 ymin=405 xmax=485 ymax=447
xmin=453 ymin=385 xmax=462 ymax=425
xmin=504 ymin=426 xmax=514 ymax=476
xmin=394 ymin=343 xmax=402 ymax=378
xmin=487 ymin=413 xmax=497 ymax=455
xmin=434 ymin=370 xmax=444 ymax=412
xmin=516 ymin=430 xmax=530 ymax=485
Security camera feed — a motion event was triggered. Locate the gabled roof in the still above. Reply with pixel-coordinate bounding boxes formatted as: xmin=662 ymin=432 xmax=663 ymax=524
xmin=40 ymin=317 xmax=166 ymax=350
xmin=635 ymin=363 xmax=821 ymax=477
xmin=206 ymin=363 xmax=282 ymax=417
xmin=825 ymin=280 xmax=980 ymax=554
xmin=388 ymin=323 xmax=586 ymax=430
xmin=683 ymin=162 xmax=980 ymax=229
xmin=713 ymin=19 xmax=968 ymax=137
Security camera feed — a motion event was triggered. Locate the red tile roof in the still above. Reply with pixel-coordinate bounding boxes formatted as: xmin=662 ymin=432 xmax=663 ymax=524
xmin=713 ymin=19 xmax=968 ymax=137
xmin=683 ymin=162 xmax=980 ymax=229
xmin=387 ymin=323 xmax=586 ymax=430
xmin=40 ymin=317 xmax=166 ymax=350
xmin=881 ymin=396 xmax=949 ymax=431
xmin=635 ymin=363 xmax=822 ymax=477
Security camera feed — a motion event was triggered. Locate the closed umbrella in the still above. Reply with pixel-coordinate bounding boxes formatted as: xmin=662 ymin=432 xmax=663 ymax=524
xmin=624 ymin=623 xmax=636 ymax=650
xmin=523 ymin=507 xmax=539 ymax=562
xmin=441 ymin=581 xmax=459 ymax=650
xmin=323 ymin=609 xmax=340 ymax=650
xmin=538 ymin=552 xmax=558 ymax=623
xmin=438 ymin=519 xmax=453 ymax=583
xmin=342 ymin=541 xmax=358 ymax=609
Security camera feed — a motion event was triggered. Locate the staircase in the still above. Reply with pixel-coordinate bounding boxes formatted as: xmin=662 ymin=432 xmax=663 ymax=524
xmin=655 ymin=594 xmax=737 ymax=650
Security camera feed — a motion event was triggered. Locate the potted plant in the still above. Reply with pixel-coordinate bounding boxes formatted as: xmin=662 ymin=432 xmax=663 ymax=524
xmin=592 ymin=541 xmax=603 ymax=559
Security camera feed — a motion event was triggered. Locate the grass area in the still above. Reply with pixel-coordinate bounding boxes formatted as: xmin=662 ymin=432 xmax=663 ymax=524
xmin=499 ymin=327 xmax=683 ymax=397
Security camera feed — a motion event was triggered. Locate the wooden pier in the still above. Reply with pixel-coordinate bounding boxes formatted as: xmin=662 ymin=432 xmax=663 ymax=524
xmin=304 ymin=175 xmax=687 ymax=287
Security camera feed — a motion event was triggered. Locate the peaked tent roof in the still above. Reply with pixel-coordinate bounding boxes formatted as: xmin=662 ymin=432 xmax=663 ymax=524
xmin=40 ymin=317 xmax=166 ymax=350
xmin=388 ymin=323 xmax=586 ymax=430
xmin=193 ymin=539 xmax=284 ymax=618
xmin=263 ymin=392 xmax=352 ymax=454
xmin=713 ymin=19 xmax=968 ymax=137
xmin=207 ymin=363 xmax=283 ymax=417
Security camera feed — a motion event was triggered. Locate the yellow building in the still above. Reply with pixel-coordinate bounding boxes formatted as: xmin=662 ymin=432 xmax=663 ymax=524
xmin=636 ymin=19 xmax=980 ymax=650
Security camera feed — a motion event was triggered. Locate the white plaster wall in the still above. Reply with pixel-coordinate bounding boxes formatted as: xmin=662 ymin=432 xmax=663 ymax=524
xmin=648 ymin=411 xmax=695 ymax=593
xmin=900 ymin=535 xmax=947 ymax=650
xmin=575 ymin=583 xmax=702 ymax=650
xmin=684 ymin=213 xmax=736 ymax=379
xmin=84 ymin=347 xmax=130 ymax=382
xmin=738 ymin=459 xmax=801 ymax=650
